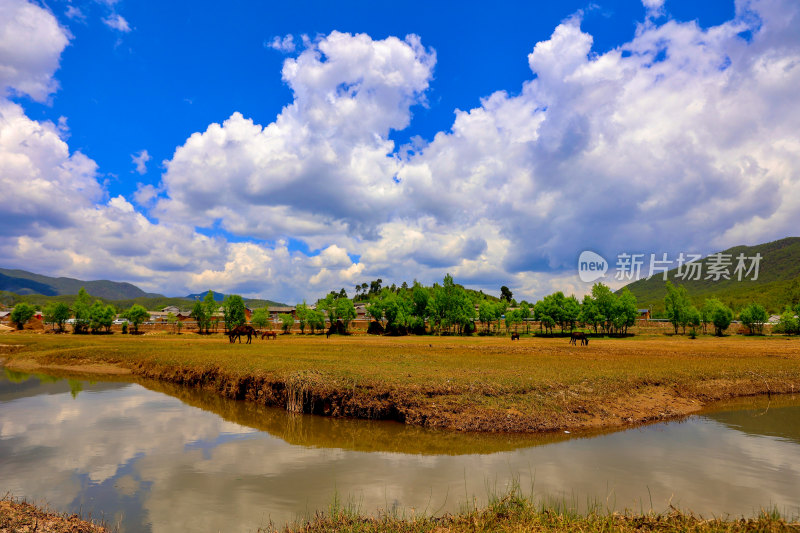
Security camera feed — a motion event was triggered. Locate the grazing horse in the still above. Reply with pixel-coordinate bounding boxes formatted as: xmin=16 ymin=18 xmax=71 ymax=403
xmin=229 ymin=324 xmax=257 ymax=344
xmin=569 ymin=332 xmax=589 ymax=346
xmin=261 ymin=331 xmax=277 ymax=340
xmin=511 ymin=332 xmax=520 ymax=340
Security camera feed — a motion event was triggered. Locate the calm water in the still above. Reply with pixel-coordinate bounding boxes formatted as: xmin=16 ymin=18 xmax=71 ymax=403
xmin=1 ymin=369 xmax=799 ymax=532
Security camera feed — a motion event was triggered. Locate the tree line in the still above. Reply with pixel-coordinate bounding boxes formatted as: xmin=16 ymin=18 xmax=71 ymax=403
xmin=9 ymin=288 xmax=151 ymax=333
xmin=329 ymin=276 xmax=640 ymax=336
xmin=662 ymin=281 xmax=781 ymax=336
xmin=10 ymin=277 xmax=796 ymax=338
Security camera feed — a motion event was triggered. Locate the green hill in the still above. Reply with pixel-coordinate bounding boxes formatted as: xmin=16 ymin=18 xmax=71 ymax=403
xmin=622 ymin=237 xmax=800 ymax=314
xmin=0 ymin=268 xmax=161 ymax=300
xmin=0 ymin=269 xmax=287 ymax=310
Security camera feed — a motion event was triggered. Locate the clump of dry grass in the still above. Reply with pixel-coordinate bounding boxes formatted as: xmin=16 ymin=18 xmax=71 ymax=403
xmin=0 ymin=495 xmax=109 ymax=533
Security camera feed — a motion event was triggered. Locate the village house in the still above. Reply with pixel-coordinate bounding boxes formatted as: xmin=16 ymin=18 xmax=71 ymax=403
xmin=215 ymin=306 xmax=253 ymax=321
xmin=268 ymin=306 xmax=296 ymax=319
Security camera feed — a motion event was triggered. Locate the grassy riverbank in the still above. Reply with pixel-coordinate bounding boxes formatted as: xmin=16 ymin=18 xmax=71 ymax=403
xmin=271 ymin=493 xmax=800 ymax=533
xmin=1 ymin=332 xmax=799 ymax=432
xmin=3 ymin=493 xmax=796 ymax=533
xmin=0 ymin=496 xmax=108 ymax=533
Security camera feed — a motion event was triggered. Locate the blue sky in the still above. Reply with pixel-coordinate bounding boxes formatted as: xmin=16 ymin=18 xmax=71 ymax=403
xmin=1 ymin=0 xmax=798 ymax=302
xmin=29 ymin=0 xmax=733 ymax=201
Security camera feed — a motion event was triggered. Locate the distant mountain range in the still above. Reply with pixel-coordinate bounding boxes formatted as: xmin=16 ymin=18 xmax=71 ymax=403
xmin=623 ymin=237 xmax=800 ymax=313
xmin=184 ymin=290 xmax=286 ymax=307
xmin=186 ymin=290 xmax=226 ymax=302
xmin=0 ymin=268 xmax=162 ymax=300
xmin=0 ymin=268 xmax=287 ymax=308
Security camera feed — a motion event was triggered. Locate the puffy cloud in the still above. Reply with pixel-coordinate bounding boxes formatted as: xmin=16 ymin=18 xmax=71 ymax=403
xmin=0 ymin=0 xmax=69 ymax=102
xmin=642 ymin=0 xmax=666 ymax=16
xmin=4 ymin=0 xmax=800 ymax=304
xmin=395 ymin=3 xmax=800 ymax=282
xmin=0 ymin=101 xmax=100 ymax=232
xmin=64 ymin=6 xmax=86 ymax=22
xmin=103 ymin=13 xmax=130 ymax=32
xmin=155 ymin=31 xmax=436 ymax=240
xmin=131 ymin=149 xmax=150 ymax=175
xmin=267 ymin=34 xmax=296 ymax=53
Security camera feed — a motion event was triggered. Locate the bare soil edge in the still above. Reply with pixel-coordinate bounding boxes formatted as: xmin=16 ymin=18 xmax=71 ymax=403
xmin=2 ymin=357 xmax=795 ymax=434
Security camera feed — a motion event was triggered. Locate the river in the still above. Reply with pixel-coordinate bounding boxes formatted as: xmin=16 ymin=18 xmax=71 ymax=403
xmin=1 ymin=369 xmax=798 ymax=532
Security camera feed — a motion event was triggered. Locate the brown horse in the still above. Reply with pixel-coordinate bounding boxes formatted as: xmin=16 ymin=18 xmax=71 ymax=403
xmin=261 ymin=331 xmax=277 ymax=340
xmin=229 ymin=324 xmax=257 ymax=344
xmin=569 ymin=332 xmax=589 ymax=346
xmin=511 ymin=332 xmax=520 ymax=340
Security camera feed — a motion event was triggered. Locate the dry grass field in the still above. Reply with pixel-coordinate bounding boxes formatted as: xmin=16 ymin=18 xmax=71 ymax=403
xmin=1 ymin=332 xmax=798 ymax=432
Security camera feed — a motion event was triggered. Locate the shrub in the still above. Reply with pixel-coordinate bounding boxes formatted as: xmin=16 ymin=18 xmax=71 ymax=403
xmin=10 ymin=303 xmax=36 ymax=330
xmin=739 ymin=303 xmax=768 ymax=335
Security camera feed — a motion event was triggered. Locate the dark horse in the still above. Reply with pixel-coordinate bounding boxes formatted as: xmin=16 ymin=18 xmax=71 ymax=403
xmin=229 ymin=324 xmax=257 ymax=344
xmin=261 ymin=331 xmax=277 ymax=340
xmin=569 ymin=332 xmax=589 ymax=346
xmin=511 ymin=332 xmax=520 ymax=340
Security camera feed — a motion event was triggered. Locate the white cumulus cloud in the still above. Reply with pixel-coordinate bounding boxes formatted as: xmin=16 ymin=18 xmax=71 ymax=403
xmin=0 ymin=0 xmax=69 ymax=102
xmin=267 ymin=34 xmax=295 ymax=53
xmin=2 ymin=0 xmax=800 ymax=304
xmin=103 ymin=13 xmax=130 ymax=32
xmin=131 ymin=149 xmax=150 ymax=175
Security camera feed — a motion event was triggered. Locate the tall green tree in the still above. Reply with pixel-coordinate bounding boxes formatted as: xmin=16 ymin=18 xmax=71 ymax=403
xmin=295 ymin=302 xmax=311 ymax=333
xmin=335 ymin=297 xmax=357 ymax=331
xmin=777 ymin=307 xmax=798 ymax=335
xmin=518 ymin=301 xmax=531 ymax=334
xmin=739 ymin=302 xmax=768 ymax=335
xmin=222 ymin=294 xmax=246 ymax=332
xmin=580 ymin=295 xmax=601 ymax=334
xmin=191 ymin=300 xmax=208 ymax=333
xmin=278 ymin=313 xmax=294 ymax=333
xmin=72 ymin=287 xmax=93 ymax=334
xmin=478 ymin=300 xmax=495 ymax=333
xmin=10 ymin=303 xmax=35 ymax=330
xmin=664 ymin=281 xmax=691 ymax=334
xmin=318 ymin=293 xmax=338 ymax=323
xmin=703 ymin=298 xmax=733 ymax=336
xmin=367 ymin=299 xmax=385 ymax=325
xmin=89 ymin=302 xmax=115 ymax=333
xmin=308 ymin=309 xmax=326 ymax=334
xmin=203 ymin=291 xmax=219 ymax=333
xmin=591 ymin=283 xmax=616 ymax=334
xmin=125 ymin=304 xmax=150 ymax=334
xmin=562 ymin=296 xmax=581 ymax=332
xmin=500 ymin=285 xmax=513 ymax=302
xmin=411 ymin=281 xmax=430 ymax=329
xmin=429 ymin=274 xmax=474 ymax=334
xmin=43 ymin=301 xmax=70 ymax=332
xmin=251 ymin=308 xmax=269 ymax=330
xmin=687 ymin=306 xmax=701 ymax=332
xmin=616 ymin=288 xmax=639 ymax=335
